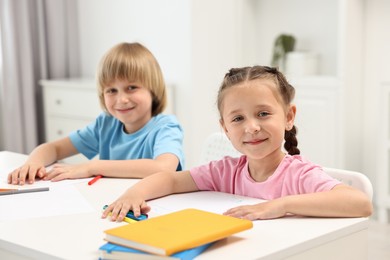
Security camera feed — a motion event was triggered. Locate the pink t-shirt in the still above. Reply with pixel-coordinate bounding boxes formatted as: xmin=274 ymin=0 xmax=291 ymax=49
xmin=190 ymin=154 xmax=341 ymax=200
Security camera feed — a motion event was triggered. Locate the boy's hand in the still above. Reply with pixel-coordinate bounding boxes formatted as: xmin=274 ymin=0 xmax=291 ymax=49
xmin=7 ymin=163 xmax=46 ymax=185
xmin=44 ymin=163 xmax=91 ymax=181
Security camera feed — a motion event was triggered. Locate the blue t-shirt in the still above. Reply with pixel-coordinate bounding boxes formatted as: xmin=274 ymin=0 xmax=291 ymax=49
xmin=69 ymin=113 xmax=184 ymax=170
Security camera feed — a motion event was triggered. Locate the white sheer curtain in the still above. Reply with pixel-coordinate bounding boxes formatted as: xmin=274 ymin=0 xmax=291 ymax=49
xmin=0 ymin=0 xmax=80 ymax=153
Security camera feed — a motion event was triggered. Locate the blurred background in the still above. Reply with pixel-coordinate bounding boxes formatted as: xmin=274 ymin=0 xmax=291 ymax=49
xmin=0 ymin=0 xmax=389 ymax=223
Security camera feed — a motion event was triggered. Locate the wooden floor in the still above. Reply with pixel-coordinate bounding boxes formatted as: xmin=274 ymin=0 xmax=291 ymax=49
xmin=368 ymin=219 xmax=390 ymax=259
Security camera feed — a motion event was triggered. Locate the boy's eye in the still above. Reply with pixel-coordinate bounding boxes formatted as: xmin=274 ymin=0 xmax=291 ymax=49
xmin=232 ymin=116 xmax=243 ymax=122
xmin=105 ymin=88 xmax=117 ymax=94
xmin=127 ymin=85 xmax=138 ymax=91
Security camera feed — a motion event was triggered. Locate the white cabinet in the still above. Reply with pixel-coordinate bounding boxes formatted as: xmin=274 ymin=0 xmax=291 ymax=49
xmin=40 ymin=78 xmax=102 ymax=164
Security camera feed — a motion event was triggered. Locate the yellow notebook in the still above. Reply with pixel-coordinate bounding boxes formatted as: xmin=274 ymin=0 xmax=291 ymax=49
xmin=103 ymin=208 xmax=253 ymax=256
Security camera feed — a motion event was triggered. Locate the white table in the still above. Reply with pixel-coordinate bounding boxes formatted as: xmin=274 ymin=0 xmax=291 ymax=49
xmin=0 ymin=151 xmax=369 ymax=260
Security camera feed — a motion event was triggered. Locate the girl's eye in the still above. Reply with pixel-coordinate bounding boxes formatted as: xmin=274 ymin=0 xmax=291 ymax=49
xmin=258 ymin=111 xmax=270 ymax=117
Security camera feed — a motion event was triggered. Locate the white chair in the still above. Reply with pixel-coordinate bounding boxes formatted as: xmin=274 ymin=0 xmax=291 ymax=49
xmin=200 ymin=132 xmax=374 ymax=201
xmin=199 ymin=132 xmax=241 ymax=165
xmin=323 ymin=167 xmax=373 ymax=201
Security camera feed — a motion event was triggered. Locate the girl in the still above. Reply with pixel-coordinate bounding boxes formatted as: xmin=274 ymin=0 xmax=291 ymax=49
xmin=8 ymin=42 xmax=184 ymax=185
xmin=102 ymin=66 xmax=372 ymax=222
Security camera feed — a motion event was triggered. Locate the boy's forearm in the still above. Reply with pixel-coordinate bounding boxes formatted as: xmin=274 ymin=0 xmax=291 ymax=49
xmin=282 ymin=186 xmax=373 ymax=218
xmin=26 ymin=138 xmax=76 ymax=167
xmin=86 ymin=159 xmax=174 ymax=178
xmin=26 ymin=143 xmax=58 ymax=166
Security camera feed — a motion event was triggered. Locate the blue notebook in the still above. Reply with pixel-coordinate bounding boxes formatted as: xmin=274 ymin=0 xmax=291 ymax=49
xmin=99 ymin=241 xmax=215 ymax=260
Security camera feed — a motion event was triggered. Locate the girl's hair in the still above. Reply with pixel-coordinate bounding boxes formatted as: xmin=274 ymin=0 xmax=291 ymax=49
xmin=217 ymin=65 xmax=300 ymax=155
xmin=97 ymin=42 xmax=167 ymax=116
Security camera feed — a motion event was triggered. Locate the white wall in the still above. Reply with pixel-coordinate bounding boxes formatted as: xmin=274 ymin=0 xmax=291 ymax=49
xmin=252 ymin=0 xmax=339 ymax=76
xmin=188 ymin=0 xmax=248 ymax=167
xmin=0 ymin=34 xmax=3 ymax=149
xmin=78 ymin=0 xmax=192 ymax=84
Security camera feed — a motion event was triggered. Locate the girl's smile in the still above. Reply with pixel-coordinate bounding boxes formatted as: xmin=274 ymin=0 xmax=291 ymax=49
xmin=243 ymin=138 xmax=267 ymax=145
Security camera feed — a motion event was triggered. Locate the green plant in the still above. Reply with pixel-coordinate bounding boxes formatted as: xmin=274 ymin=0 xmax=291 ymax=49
xmin=271 ymin=34 xmax=296 ymax=69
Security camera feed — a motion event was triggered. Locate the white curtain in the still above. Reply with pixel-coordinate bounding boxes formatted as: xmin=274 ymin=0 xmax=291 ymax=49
xmin=0 ymin=0 xmax=80 ymax=153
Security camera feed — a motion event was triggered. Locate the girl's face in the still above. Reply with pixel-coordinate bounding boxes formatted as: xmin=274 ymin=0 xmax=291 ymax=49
xmin=103 ymin=79 xmax=153 ymax=133
xmin=220 ymin=79 xmax=295 ymax=161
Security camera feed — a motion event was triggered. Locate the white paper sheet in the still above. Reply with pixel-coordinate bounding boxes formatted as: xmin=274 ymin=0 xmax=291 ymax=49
xmin=147 ymin=191 xmax=265 ymax=217
xmin=0 ymin=151 xmax=95 ymax=221
xmin=0 ymin=152 xmax=93 ymax=189
xmin=0 ymin=177 xmax=90 ymax=189
xmin=0 ymin=184 xmax=95 ymax=221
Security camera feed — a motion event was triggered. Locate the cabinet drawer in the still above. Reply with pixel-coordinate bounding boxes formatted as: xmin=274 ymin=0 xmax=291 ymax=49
xmin=45 ymin=117 xmax=98 ymax=164
xmin=43 ymin=87 xmax=102 ymax=119
xmin=45 ymin=116 xmax=93 ymax=142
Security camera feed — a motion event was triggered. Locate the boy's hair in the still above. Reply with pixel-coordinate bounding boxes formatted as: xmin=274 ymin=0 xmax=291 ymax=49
xmin=97 ymin=42 xmax=167 ymax=116
xmin=217 ymin=65 xmax=300 ymax=155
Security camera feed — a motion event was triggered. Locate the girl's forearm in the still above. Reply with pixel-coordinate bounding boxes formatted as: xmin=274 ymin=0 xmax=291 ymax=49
xmin=282 ymin=186 xmax=373 ymax=218
xmin=127 ymin=171 xmax=197 ymax=202
xmin=130 ymin=172 xmax=177 ymax=201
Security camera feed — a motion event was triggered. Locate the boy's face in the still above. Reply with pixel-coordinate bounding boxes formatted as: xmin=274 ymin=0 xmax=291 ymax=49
xmin=103 ymin=79 xmax=153 ymax=133
xmin=220 ymin=79 xmax=295 ymax=162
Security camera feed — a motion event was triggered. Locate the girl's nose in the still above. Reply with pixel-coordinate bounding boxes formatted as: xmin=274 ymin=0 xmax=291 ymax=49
xmin=245 ymin=120 xmax=261 ymax=134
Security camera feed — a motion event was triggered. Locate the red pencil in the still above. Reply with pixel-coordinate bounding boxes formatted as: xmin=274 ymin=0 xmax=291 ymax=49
xmin=88 ymin=175 xmax=103 ymax=185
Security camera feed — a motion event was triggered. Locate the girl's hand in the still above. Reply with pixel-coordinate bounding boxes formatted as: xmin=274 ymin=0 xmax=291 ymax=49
xmin=44 ymin=163 xmax=92 ymax=181
xmin=7 ymin=163 xmax=46 ymax=185
xmin=101 ymin=190 xmax=151 ymax=222
xmin=223 ymin=199 xmax=287 ymax=220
